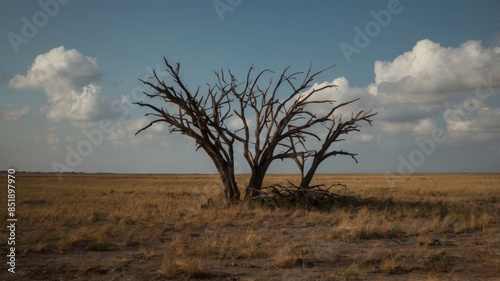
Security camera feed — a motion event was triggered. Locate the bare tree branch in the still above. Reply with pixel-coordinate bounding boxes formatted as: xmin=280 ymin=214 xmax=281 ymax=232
xmin=134 ymin=58 xmax=376 ymax=203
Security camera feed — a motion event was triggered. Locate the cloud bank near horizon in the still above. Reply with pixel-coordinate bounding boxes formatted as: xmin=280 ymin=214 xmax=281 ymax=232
xmin=307 ymin=39 xmax=499 ymax=143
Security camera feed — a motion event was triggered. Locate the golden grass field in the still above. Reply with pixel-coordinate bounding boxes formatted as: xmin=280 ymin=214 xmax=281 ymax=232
xmin=1 ymin=173 xmax=499 ymax=280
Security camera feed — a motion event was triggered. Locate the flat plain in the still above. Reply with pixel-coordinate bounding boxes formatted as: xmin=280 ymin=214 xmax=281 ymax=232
xmin=1 ymin=173 xmax=499 ymax=280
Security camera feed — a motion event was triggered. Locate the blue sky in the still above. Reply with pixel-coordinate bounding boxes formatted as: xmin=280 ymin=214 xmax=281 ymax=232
xmin=1 ymin=0 xmax=499 ymax=174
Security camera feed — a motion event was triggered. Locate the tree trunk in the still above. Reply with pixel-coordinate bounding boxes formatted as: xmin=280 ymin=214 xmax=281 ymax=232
xmin=243 ymin=164 xmax=270 ymax=201
xmin=218 ymin=162 xmax=240 ymax=203
xmin=298 ymin=157 xmax=322 ymax=189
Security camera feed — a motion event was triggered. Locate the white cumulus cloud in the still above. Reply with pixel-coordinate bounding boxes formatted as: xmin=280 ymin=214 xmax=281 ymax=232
xmin=351 ymin=133 xmax=375 ymax=142
xmin=107 ymin=117 xmax=167 ymax=147
xmin=444 ymin=98 xmax=500 ymax=143
xmin=308 ymin=39 xmax=499 ymax=144
xmin=229 ymin=117 xmax=253 ymax=129
xmin=9 ymin=46 xmax=112 ymax=123
xmin=381 ymin=118 xmax=437 ymax=136
xmin=372 ymin=39 xmax=500 ymax=104
xmin=0 ymin=105 xmax=31 ymax=121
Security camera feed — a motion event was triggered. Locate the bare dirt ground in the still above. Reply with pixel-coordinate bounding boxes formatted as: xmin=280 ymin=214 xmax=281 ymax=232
xmin=1 ymin=173 xmax=499 ymax=280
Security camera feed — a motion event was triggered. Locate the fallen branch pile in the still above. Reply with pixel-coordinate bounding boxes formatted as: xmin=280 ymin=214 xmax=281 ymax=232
xmin=252 ymin=182 xmax=363 ymax=210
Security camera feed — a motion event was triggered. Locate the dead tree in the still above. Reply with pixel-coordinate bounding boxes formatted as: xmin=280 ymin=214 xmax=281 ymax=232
xmin=134 ymin=58 xmax=240 ymax=202
xmin=135 ymin=58 xmax=376 ymax=204
xmin=214 ymin=65 xmax=376 ymax=200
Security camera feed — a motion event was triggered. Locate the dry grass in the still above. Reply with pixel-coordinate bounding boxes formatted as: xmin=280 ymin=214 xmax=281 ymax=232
xmin=1 ymin=173 xmax=499 ymax=280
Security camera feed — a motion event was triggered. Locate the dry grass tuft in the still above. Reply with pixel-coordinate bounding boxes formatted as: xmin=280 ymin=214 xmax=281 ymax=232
xmin=273 ymin=244 xmax=313 ymax=268
xmin=379 ymin=256 xmax=407 ymax=275
xmin=159 ymin=238 xmax=207 ymax=279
